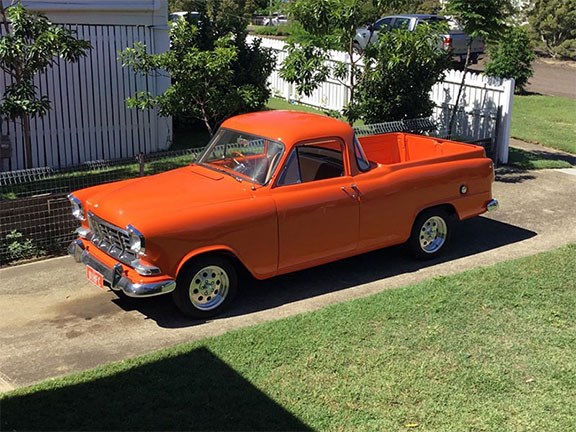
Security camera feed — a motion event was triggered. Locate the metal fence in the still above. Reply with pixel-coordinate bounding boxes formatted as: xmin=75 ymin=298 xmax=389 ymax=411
xmin=0 ymin=147 xmax=202 ymax=266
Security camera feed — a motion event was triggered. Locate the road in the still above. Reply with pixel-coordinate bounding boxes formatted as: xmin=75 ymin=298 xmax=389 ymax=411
xmin=471 ymin=57 xmax=576 ymax=99
xmin=527 ymin=59 xmax=576 ymax=99
xmin=1 ymin=156 xmax=576 ymax=393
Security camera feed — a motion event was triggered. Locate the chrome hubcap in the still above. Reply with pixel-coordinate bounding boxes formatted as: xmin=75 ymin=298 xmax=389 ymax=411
xmin=419 ymin=216 xmax=447 ymax=253
xmin=189 ymin=265 xmax=229 ymax=311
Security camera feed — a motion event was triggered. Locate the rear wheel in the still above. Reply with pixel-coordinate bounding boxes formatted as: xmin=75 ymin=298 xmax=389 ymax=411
xmin=407 ymin=208 xmax=452 ymax=260
xmin=173 ymin=255 xmax=237 ymax=319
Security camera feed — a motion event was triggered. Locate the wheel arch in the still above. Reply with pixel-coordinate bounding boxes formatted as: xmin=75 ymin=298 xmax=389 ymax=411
xmin=176 ymin=246 xmax=252 ymax=280
xmin=414 ymin=203 xmax=458 ymax=225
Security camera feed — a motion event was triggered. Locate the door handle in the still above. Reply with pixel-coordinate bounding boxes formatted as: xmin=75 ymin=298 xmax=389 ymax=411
xmin=341 ymin=185 xmax=361 ymax=200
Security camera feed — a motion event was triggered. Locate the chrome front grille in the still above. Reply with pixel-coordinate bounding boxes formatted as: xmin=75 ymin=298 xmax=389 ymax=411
xmin=87 ymin=212 xmax=136 ymax=265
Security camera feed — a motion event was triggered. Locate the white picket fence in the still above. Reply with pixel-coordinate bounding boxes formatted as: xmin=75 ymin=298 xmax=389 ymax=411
xmin=250 ymin=36 xmax=515 ymax=163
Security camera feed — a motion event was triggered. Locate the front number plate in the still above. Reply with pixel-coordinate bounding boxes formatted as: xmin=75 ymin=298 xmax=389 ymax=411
xmin=86 ymin=265 xmax=105 ymax=290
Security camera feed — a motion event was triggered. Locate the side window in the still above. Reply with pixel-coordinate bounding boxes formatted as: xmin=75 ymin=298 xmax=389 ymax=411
xmin=277 ymin=150 xmax=301 ymax=185
xmin=276 ymin=139 xmax=345 ymax=186
xmin=374 ymin=17 xmax=392 ymax=31
xmin=392 ymin=18 xmax=410 ymax=30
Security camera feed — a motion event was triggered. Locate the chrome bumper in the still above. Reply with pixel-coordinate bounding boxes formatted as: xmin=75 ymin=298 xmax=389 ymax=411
xmin=487 ymin=199 xmax=499 ymax=212
xmin=68 ymin=240 xmax=176 ymax=297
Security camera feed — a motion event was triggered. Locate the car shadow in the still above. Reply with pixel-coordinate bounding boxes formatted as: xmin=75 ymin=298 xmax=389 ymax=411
xmin=115 ymin=216 xmax=536 ymax=328
xmin=495 ymin=166 xmax=537 ymax=184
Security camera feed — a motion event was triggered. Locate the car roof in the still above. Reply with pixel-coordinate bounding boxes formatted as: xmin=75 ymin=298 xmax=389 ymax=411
xmin=221 ymin=111 xmax=354 ymax=148
xmin=381 ymin=14 xmax=443 ymax=19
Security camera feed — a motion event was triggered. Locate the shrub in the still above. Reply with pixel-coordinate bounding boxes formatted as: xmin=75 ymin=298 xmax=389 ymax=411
xmin=348 ymin=24 xmax=451 ymax=123
xmin=485 ymin=26 xmax=536 ymax=94
xmin=120 ymin=5 xmax=275 ymax=135
xmin=5 ymin=230 xmax=45 ymax=262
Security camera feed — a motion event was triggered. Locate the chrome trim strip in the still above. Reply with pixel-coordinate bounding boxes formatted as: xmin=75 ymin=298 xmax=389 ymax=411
xmin=75 ymin=226 xmax=91 ymax=239
xmin=68 ymin=239 xmax=85 ymax=263
xmin=131 ymin=259 xmax=162 ymax=276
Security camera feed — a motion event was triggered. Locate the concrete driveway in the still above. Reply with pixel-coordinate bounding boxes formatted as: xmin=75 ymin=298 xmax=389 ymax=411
xmin=1 ymin=147 xmax=575 ymax=393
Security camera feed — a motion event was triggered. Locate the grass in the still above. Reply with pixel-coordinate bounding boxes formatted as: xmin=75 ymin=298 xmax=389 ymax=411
xmin=2 ymin=244 xmax=576 ymax=431
xmin=507 ymin=147 xmax=574 ymax=170
xmin=266 ymin=96 xmax=327 ymax=113
xmin=511 ymin=95 xmax=576 ymax=154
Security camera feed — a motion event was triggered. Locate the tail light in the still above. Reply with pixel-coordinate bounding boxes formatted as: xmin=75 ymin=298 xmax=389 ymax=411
xmin=443 ymin=35 xmax=453 ymax=49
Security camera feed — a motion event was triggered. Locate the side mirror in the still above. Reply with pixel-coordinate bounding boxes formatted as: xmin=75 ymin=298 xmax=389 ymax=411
xmin=366 ymin=24 xmax=373 ymax=31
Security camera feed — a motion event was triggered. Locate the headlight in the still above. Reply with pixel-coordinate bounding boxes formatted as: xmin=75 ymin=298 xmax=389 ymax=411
xmin=68 ymin=194 xmax=85 ymax=221
xmin=127 ymin=225 xmax=145 ymax=255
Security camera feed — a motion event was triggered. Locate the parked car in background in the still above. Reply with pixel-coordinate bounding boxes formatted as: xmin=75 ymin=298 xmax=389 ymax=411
xmin=68 ymin=111 xmax=498 ymax=319
xmin=263 ymin=13 xmax=288 ymax=26
xmin=169 ymin=11 xmax=201 ymax=24
xmin=354 ymin=14 xmax=485 ymax=65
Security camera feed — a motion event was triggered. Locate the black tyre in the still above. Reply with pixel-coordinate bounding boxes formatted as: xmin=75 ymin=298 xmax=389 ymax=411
xmin=173 ymin=255 xmax=238 ymax=319
xmin=407 ymin=208 xmax=452 ymax=260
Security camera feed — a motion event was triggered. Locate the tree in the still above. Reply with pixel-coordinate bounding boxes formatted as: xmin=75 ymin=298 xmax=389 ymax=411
xmin=120 ymin=14 xmax=274 ymax=136
xmin=406 ymin=0 xmax=442 ymax=14
xmin=444 ymin=0 xmax=512 ymax=133
xmin=485 ymin=26 xmax=535 ymax=94
xmin=280 ymin=0 xmax=408 ymax=124
xmin=350 ymin=24 xmax=451 ymax=123
xmin=529 ymin=0 xmax=576 ymax=60
xmin=0 ymin=2 xmax=91 ymax=169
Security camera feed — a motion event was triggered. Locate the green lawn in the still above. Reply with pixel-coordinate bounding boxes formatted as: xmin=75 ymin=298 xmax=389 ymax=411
xmin=511 ymin=95 xmax=576 ymax=154
xmin=2 ymin=244 xmax=575 ymax=431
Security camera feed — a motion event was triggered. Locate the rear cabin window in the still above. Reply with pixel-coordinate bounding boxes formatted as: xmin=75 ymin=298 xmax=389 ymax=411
xmin=277 ymin=139 xmax=345 ymax=186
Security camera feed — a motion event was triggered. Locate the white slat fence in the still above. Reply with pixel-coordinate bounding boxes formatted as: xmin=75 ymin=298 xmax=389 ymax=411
xmin=0 ymin=0 xmax=172 ymax=172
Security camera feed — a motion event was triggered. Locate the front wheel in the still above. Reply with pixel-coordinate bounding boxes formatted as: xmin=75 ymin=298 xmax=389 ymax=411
xmin=407 ymin=209 xmax=452 ymax=260
xmin=173 ymin=256 xmax=237 ymax=319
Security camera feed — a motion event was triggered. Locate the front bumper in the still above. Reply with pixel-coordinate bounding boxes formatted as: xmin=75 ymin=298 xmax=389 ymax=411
xmin=68 ymin=240 xmax=176 ymax=297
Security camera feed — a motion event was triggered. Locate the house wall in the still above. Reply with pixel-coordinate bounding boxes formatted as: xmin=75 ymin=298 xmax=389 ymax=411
xmin=0 ymin=0 xmax=171 ymax=171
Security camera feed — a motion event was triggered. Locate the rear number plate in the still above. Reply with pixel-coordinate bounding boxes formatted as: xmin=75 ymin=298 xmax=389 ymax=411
xmin=86 ymin=265 xmax=104 ymax=289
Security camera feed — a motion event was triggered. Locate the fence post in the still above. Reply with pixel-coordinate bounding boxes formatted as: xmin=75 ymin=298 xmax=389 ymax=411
xmin=137 ymin=152 xmax=145 ymax=176
xmin=496 ymin=77 xmax=515 ymax=165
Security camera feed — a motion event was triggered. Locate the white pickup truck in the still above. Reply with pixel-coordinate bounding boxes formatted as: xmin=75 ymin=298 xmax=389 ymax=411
xmin=354 ymin=14 xmax=485 ymax=65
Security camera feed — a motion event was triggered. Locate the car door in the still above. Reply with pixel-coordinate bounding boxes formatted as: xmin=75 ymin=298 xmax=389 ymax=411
xmin=271 ymin=138 xmax=359 ymax=273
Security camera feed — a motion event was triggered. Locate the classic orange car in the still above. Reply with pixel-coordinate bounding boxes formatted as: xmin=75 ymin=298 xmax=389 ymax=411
xmin=68 ymin=111 xmax=498 ymax=318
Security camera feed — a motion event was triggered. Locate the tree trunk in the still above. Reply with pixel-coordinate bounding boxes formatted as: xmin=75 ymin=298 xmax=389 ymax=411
xmin=22 ymin=113 xmax=33 ymax=169
xmin=448 ymin=40 xmax=473 ymax=137
xmin=347 ymin=42 xmax=356 ymax=126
